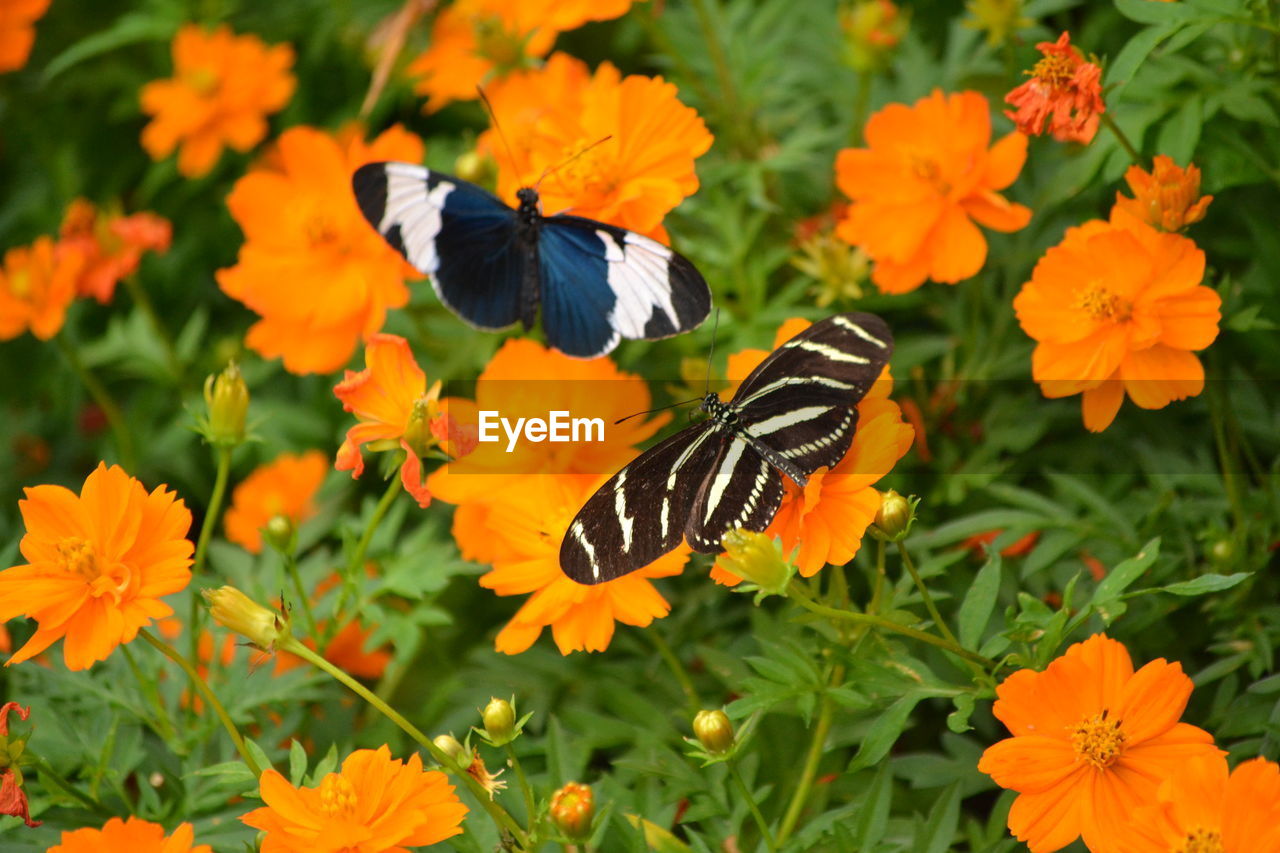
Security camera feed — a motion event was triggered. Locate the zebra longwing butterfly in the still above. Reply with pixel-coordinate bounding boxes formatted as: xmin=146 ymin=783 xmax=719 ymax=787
xmin=352 ymin=162 xmax=712 ymax=359
xmin=560 ymin=313 xmax=893 ymax=584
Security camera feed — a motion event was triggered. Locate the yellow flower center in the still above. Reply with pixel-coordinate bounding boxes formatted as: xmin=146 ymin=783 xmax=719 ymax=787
xmin=1176 ymin=828 xmax=1224 ymax=853
xmin=1069 ymin=710 xmax=1126 ymax=768
xmin=8 ymin=268 xmax=31 ymax=299
xmin=184 ymin=66 xmax=220 ymax=95
xmin=304 ymin=213 xmax=342 ymax=249
xmin=1032 ymin=53 xmax=1074 ymax=89
xmin=1075 ymin=282 xmax=1130 ymax=322
xmin=909 ymin=155 xmax=951 ymax=196
xmin=319 ymin=773 xmax=358 ymax=818
xmin=548 ymin=138 xmax=616 ymax=198
xmin=57 ymin=537 xmax=130 ymax=602
xmin=473 ymin=15 xmax=527 ymax=70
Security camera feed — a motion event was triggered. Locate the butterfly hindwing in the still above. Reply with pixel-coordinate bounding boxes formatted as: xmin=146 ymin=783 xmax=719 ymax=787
xmin=560 ymin=425 xmax=721 ymax=584
xmin=685 ymin=437 xmax=785 ymax=552
xmin=353 ymin=162 xmax=524 ymax=330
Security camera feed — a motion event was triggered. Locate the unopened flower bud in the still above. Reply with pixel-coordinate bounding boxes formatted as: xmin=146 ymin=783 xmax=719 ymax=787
xmin=263 ymin=514 xmax=296 ymax=555
xmin=718 ymin=529 xmax=794 ymax=596
xmin=481 ymin=697 xmax=516 ymax=746
xmin=550 ymin=781 xmax=594 ymax=840
xmin=202 ymin=586 xmax=289 ymax=652
xmin=433 ymin=734 xmax=467 ymax=763
xmin=203 ymin=362 xmax=248 ymax=448
xmin=841 ymin=0 xmax=908 ymax=72
xmin=403 ymin=398 xmax=435 ymax=458
xmin=693 ymin=709 xmax=735 ymax=756
xmin=872 ymin=490 xmax=913 ymax=540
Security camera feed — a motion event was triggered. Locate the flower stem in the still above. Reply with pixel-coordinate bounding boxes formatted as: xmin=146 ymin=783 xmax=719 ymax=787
xmin=283 ymin=552 xmax=319 ymax=641
xmin=850 ymin=72 xmax=872 ymax=145
xmin=280 ymin=637 xmax=529 ymax=847
xmin=28 ymin=756 xmax=113 ymax=816
xmin=54 ymin=332 xmax=136 ymax=471
xmin=776 ymin=663 xmax=842 ymax=846
xmin=649 ymin=630 xmax=699 ymax=712
xmin=1099 ymin=112 xmax=1141 ymax=163
xmin=505 ymin=743 xmax=537 ymax=828
xmin=896 ymin=543 xmax=961 ymax=649
xmin=689 ymin=0 xmax=755 ymax=157
xmin=190 ymin=445 xmax=232 ymax=662
xmin=728 ymin=760 xmax=777 ymax=853
xmin=122 ymin=273 xmax=183 ymax=384
xmin=787 ymin=581 xmax=993 ymax=667
xmin=333 ymin=473 xmax=402 ymax=633
xmin=120 ymin=644 xmax=176 ymax=742
xmin=139 ymin=629 xmax=262 ymax=777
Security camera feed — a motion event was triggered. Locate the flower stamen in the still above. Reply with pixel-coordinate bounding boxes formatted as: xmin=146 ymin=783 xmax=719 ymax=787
xmin=1069 ymin=710 xmax=1126 ymax=768
xmin=1074 ymin=283 xmax=1129 ymax=322
xmin=319 ymin=773 xmax=358 ymax=818
xmin=1176 ymin=828 xmax=1224 ymax=853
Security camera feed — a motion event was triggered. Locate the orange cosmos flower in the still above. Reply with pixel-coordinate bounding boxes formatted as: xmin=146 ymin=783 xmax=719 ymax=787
xmin=1116 ymin=754 xmax=1280 ymax=853
xmin=453 ymin=474 xmax=688 ymax=654
xmin=1005 ymin=31 xmax=1105 ymax=144
xmin=240 ymin=745 xmax=467 ymax=851
xmin=0 ymin=463 xmax=194 ymax=670
xmin=835 ymin=89 xmax=1031 ymax=294
xmin=224 ymin=450 xmax=328 ymax=553
xmin=1114 ymin=155 xmax=1213 ymax=232
xmin=334 ymin=334 xmax=459 ymax=509
xmin=711 ymin=319 xmax=913 ymax=581
xmin=427 ymin=337 xmax=668 ymax=565
xmin=407 ymin=0 xmax=636 ymax=113
xmin=49 ymin=817 xmax=210 ymax=853
xmin=0 ymin=0 xmax=50 ymax=72
xmin=1013 ymin=211 xmax=1221 ymax=431
xmin=0 ymin=236 xmax=82 ymax=341
xmin=977 ymin=634 xmax=1222 ymax=853
xmin=217 ymin=125 xmax=424 ymax=374
xmin=58 ymin=199 xmax=172 ymax=303
xmin=480 ymin=51 xmax=713 ymax=240
xmin=140 ymin=24 xmax=295 ymax=178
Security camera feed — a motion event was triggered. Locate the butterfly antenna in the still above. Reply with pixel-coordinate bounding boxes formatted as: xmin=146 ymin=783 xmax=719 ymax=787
xmin=615 ymin=396 xmax=703 ymax=425
xmin=475 ymin=85 xmax=525 ymax=187
xmin=533 ymin=135 xmax=613 ymax=191
xmin=703 ymin=308 xmax=722 ymax=398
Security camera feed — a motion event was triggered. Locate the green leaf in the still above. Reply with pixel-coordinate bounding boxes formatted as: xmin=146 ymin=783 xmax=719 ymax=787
xmin=1144 ymin=572 xmax=1250 ymax=597
xmin=624 ymin=815 xmax=693 ymax=853
xmin=1107 ymin=24 xmax=1182 ymax=90
xmin=850 ymin=760 xmax=893 ymax=848
xmin=916 ymin=781 xmax=962 ymax=853
xmin=1115 ymin=0 xmax=1203 ymax=25
xmin=243 ymin=739 xmax=273 ymax=781
xmin=1157 ymin=94 xmax=1204 ymax=164
xmin=43 ymin=11 xmax=180 ymax=84
xmin=958 ymin=554 xmax=1003 ymax=649
xmin=288 ymin=740 xmax=307 ymax=786
xmin=847 ymin=693 xmax=924 ymax=773
xmin=947 ymin=694 xmax=977 ymax=734
xmin=1090 ymin=538 xmax=1161 ymax=603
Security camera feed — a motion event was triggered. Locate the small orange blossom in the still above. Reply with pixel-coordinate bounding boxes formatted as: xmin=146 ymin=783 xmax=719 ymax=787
xmin=0 ymin=236 xmax=82 ymax=341
xmin=1005 ymin=31 xmax=1105 ymax=144
xmin=58 ymin=198 xmax=172 ymax=303
xmin=0 ymin=0 xmax=50 ymax=72
xmin=224 ymin=450 xmax=328 ymax=554
xmin=48 ymin=817 xmax=210 ymax=853
xmin=1114 ymin=155 xmax=1213 ymax=232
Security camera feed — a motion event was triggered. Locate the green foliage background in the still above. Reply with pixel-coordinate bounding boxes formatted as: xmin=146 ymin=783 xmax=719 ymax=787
xmin=0 ymin=0 xmax=1277 ymax=850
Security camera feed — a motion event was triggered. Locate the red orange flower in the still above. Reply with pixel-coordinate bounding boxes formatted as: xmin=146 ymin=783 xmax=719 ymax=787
xmin=140 ymin=24 xmax=295 ymax=178
xmin=49 ymin=817 xmax=210 ymax=853
xmin=407 ymin=0 xmax=637 ymax=113
xmin=1114 ymin=155 xmax=1213 ymax=232
xmin=334 ymin=334 xmax=456 ymax=508
xmin=1116 ymin=754 xmax=1280 ymax=853
xmin=240 ymin=745 xmax=467 ymax=851
xmin=835 ymin=89 xmax=1031 ymax=293
xmin=1005 ymin=31 xmax=1105 ymax=144
xmin=58 ymin=199 xmax=172 ymax=303
xmin=963 ymin=529 xmax=1040 ymax=558
xmin=0 ymin=0 xmax=50 ymax=72
xmin=0 ymin=236 xmax=82 ymax=341
xmin=712 ymin=319 xmax=913 ymax=580
xmin=978 ymin=634 xmax=1222 ymax=853
xmin=1013 ymin=211 xmax=1221 ymax=431
xmin=0 ymin=463 xmax=193 ymax=670
xmin=0 ymin=702 xmax=37 ymax=827
xmin=480 ymin=52 xmax=713 ymax=240
xmin=217 ymin=125 xmax=425 ymax=374
xmin=224 ymin=450 xmax=328 ymax=553
xmin=454 ymin=473 xmax=688 ymax=654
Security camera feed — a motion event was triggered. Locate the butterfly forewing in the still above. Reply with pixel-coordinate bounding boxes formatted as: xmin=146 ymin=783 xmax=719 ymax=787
xmin=560 ymin=425 xmax=722 ymax=584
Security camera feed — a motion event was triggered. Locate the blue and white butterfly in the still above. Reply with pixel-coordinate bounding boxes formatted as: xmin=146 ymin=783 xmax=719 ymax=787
xmin=351 ymin=162 xmax=712 ymax=359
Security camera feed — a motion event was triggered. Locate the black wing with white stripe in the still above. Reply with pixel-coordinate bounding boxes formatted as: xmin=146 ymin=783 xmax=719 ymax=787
xmin=352 ymin=161 xmax=711 ymax=358
xmin=560 ymin=312 xmax=894 ymax=584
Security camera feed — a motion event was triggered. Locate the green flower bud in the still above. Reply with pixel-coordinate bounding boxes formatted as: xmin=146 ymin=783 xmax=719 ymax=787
xmin=693 ymin=709 xmax=735 ymax=756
